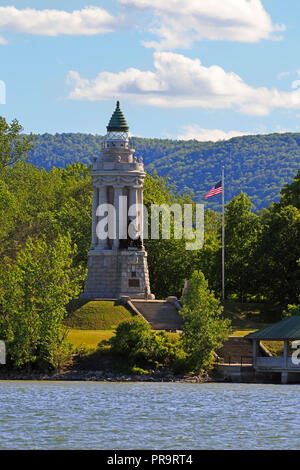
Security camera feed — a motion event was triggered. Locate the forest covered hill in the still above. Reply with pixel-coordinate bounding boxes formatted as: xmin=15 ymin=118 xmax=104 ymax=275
xmin=27 ymin=132 xmax=300 ymax=211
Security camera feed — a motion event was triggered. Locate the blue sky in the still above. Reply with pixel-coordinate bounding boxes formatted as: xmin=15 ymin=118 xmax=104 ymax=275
xmin=0 ymin=0 xmax=300 ymax=140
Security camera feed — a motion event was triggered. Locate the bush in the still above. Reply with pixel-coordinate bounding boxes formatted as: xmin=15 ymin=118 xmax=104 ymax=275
xmin=46 ymin=339 xmax=74 ymax=373
xmin=109 ymin=316 xmax=150 ymax=357
xmin=109 ymin=316 xmax=186 ymax=371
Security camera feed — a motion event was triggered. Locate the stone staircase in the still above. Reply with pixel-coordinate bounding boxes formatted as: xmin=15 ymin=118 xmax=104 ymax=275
xmin=216 ymin=336 xmax=253 ymax=364
xmin=131 ymin=300 xmax=183 ymax=331
xmin=216 ymin=336 xmax=271 ymax=365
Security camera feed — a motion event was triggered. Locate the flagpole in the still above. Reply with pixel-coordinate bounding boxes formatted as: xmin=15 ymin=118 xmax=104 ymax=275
xmin=222 ymin=166 xmax=225 ymax=302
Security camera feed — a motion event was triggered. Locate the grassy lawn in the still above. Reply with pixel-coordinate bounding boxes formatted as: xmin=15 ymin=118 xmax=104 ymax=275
xmin=65 ymin=300 xmax=283 ymax=358
xmin=223 ymin=303 xmax=286 ymax=356
xmin=67 ymin=328 xmax=180 ymax=353
xmin=65 ymin=300 xmax=133 ymax=330
xmin=67 ymin=329 xmax=115 ymax=349
xmin=223 ymin=302 xmax=280 ymax=332
xmin=231 ymin=329 xmax=257 ymax=337
xmin=262 ymin=341 xmax=284 ymax=357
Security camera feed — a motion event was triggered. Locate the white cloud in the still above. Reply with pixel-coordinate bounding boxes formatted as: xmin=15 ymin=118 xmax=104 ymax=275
xmin=67 ymin=51 xmax=300 ymax=116
xmin=177 ymin=125 xmax=250 ymax=142
xmin=291 ymin=80 xmax=300 ymax=90
xmin=274 ymin=125 xmax=293 ymax=133
xmin=278 ymin=71 xmax=291 ymax=80
xmin=0 ymin=36 xmax=8 ymax=45
xmin=0 ymin=2 xmax=284 ymax=49
xmin=119 ymin=0 xmax=284 ymax=49
xmin=0 ymin=6 xmax=118 ymax=36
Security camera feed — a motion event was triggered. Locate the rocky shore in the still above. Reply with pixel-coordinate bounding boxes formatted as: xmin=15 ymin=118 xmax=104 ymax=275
xmin=0 ymin=369 xmax=215 ymax=383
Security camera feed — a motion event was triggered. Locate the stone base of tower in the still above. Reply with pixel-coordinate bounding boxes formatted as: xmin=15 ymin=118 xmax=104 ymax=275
xmin=80 ymin=249 xmax=154 ymax=300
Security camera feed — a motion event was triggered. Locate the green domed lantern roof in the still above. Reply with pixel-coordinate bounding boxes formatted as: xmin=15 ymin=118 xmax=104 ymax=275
xmin=107 ymin=101 xmax=129 ymax=132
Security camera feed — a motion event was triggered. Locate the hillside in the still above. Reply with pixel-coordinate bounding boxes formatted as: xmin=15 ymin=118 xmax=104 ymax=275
xmin=27 ymin=132 xmax=300 ymax=211
xmin=65 ymin=300 xmax=133 ymax=330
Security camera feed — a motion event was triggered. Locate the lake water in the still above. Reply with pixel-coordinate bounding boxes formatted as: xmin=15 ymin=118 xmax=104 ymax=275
xmin=0 ymin=381 xmax=300 ymax=450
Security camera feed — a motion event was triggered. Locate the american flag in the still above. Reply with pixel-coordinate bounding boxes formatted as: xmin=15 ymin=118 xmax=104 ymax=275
xmin=204 ymin=180 xmax=223 ymax=198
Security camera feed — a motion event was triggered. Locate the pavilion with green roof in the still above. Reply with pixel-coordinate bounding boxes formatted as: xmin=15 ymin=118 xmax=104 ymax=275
xmin=246 ymin=316 xmax=300 ymax=383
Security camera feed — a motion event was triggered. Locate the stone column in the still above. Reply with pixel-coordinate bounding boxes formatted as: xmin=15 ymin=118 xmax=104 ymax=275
xmin=119 ymin=189 xmax=127 ymax=241
xmin=97 ymin=186 xmax=108 ymax=249
xmin=129 ymin=187 xmax=138 ymax=239
xmin=113 ymin=186 xmax=123 ymax=249
xmin=91 ymin=187 xmax=98 ymax=249
xmin=129 ymin=187 xmax=137 ymax=217
xmin=138 ymin=187 xmax=143 ymax=243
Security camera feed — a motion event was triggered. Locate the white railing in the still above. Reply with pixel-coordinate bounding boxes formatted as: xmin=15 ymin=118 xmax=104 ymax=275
xmin=256 ymin=357 xmax=300 ymax=370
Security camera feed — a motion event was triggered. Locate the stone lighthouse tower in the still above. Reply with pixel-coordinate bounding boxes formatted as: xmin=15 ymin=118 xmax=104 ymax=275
xmin=82 ymin=101 xmax=153 ymax=299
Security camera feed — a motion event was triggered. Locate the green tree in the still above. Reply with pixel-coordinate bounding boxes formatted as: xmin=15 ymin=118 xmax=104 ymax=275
xmin=0 ymin=161 xmax=91 ymax=266
xmin=254 ymin=205 xmax=300 ymax=305
xmin=223 ymin=192 xmax=260 ymax=301
xmin=278 ymin=168 xmax=300 ymax=210
xmin=0 ymin=179 xmax=17 ymax=240
xmin=180 ymin=271 xmax=231 ymax=372
xmin=0 ymin=234 xmax=86 ymax=370
xmin=0 ymin=117 xmax=33 ymax=172
xmin=194 ymin=208 xmax=222 ymax=293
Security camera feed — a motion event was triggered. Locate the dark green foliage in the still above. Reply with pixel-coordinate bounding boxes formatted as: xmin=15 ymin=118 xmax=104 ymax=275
xmin=253 ymin=205 xmax=300 ymax=305
xmin=181 ymin=271 xmax=231 ymax=372
xmin=193 ymin=172 xmax=299 ymax=307
xmin=0 ymin=117 xmax=33 ymax=172
xmin=0 ymin=115 xmax=299 ymax=373
xmin=0 ymin=161 xmax=91 ymax=267
xmin=0 ymin=235 xmax=86 ymax=370
xmin=276 ymin=168 xmax=300 ymax=210
xmin=109 ymin=316 xmax=186 ymax=370
xmin=282 ymin=301 xmax=300 ymax=319
xmin=223 ymin=192 xmax=261 ymax=301
xmin=27 ymin=132 xmax=300 ymax=211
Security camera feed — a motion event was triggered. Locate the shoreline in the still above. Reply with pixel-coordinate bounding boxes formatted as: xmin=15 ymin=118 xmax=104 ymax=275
xmin=0 ymin=370 xmax=288 ymax=385
xmin=0 ymin=369 xmax=218 ymax=383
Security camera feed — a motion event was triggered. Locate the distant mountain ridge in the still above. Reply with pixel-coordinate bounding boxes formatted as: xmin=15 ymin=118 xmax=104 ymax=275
xmin=27 ymin=132 xmax=300 ymax=211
